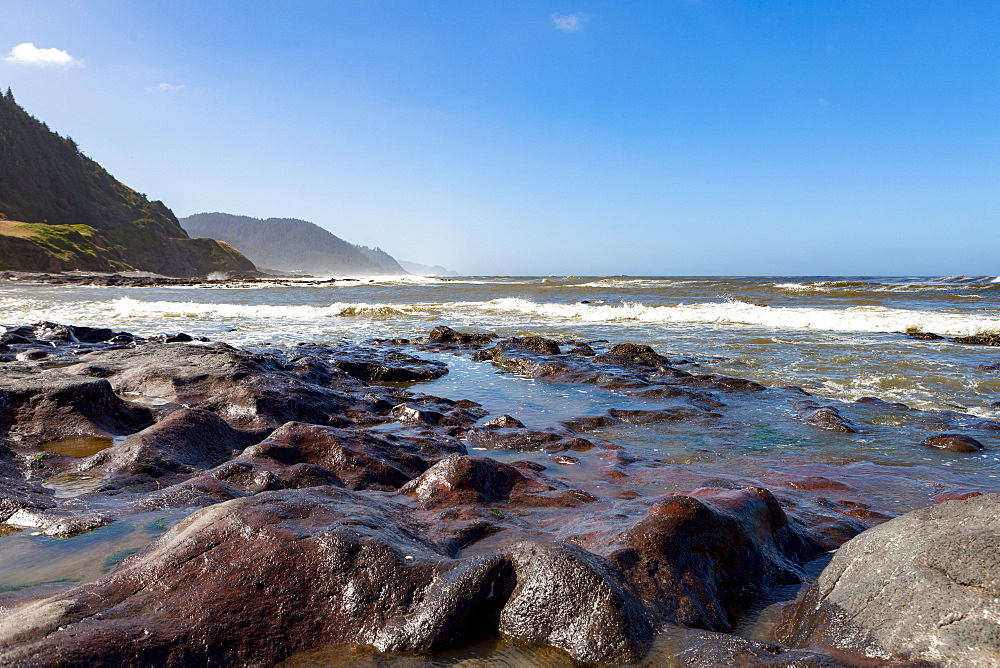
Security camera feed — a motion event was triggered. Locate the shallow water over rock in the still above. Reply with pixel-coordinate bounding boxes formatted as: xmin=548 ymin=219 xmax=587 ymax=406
xmin=41 ymin=436 xmax=115 ymax=458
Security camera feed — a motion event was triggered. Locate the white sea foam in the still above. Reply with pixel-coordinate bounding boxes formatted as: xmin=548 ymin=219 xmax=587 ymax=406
xmin=575 ymin=278 xmax=695 ymax=289
xmin=109 ymin=297 xmax=424 ymax=320
xmin=474 ymin=297 xmax=1000 ymax=336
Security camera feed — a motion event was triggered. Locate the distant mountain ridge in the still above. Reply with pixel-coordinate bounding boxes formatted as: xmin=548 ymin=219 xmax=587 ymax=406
xmin=180 ymin=213 xmax=406 ymax=276
xmin=399 ymin=260 xmax=458 ymax=277
xmin=0 ymin=89 xmax=255 ymax=277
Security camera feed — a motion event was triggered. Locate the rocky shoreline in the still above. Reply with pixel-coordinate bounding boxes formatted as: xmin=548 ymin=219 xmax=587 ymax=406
xmin=0 ymin=322 xmax=996 ymax=665
xmin=0 ymin=270 xmax=406 ymax=288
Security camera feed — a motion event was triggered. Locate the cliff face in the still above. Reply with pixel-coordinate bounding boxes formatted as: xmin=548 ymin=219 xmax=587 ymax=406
xmin=0 ymin=90 xmax=256 ymax=277
xmin=181 ymin=213 xmax=407 ymax=276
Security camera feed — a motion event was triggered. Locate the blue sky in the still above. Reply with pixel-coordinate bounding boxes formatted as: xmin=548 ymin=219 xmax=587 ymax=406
xmin=2 ymin=1 xmax=998 ymax=275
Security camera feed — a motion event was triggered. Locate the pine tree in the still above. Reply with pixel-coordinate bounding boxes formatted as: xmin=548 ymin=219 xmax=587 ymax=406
xmin=4 ymin=87 xmax=12 ymax=101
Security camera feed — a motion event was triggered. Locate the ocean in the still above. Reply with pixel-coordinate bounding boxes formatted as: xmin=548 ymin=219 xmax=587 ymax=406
xmin=3 ymin=273 xmax=999 ymax=663
xmin=4 ymin=274 xmax=999 ymax=417
xmin=4 ymin=273 xmax=999 ymax=502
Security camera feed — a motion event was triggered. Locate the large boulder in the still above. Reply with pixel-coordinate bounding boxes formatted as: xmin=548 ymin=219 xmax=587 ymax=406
xmin=81 ymin=408 xmax=264 ymax=479
xmin=218 ymin=421 xmax=466 ymax=492
xmin=499 ymin=541 xmax=655 ymax=663
xmin=0 ymin=487 xmax=512 ymax=666
xmin=68 ymin=342 xmax=400 ymax=429
xmin=777 ymin=493 xmax=1000 ymax=664
xmin=0 ymin=370 xmax=153 ymax=447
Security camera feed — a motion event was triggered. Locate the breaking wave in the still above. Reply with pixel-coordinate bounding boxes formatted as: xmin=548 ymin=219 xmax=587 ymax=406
xmin=475 ymin=297 xmax=1000 ymax=336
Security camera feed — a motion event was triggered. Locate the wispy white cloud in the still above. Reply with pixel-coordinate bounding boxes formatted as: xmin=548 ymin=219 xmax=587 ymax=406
xmin=551 ymin=12 xmax=589 ymax=33
xmin=4 ymin=42 xmax=82 ymax=67
xmin=147 ymin=83 xmax=185 ymax=92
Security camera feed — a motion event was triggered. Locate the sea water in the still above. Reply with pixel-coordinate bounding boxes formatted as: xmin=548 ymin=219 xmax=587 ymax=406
xmin=2 ymin=274 xmax=998 ymax=416
xmin=2 ymin=274 xmax=999 ymax=663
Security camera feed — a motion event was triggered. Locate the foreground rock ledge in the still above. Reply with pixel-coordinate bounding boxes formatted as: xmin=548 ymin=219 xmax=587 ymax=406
xmin=778 ymin=493 xmax=1000 ymax=665
xmin=2 ymin=324 xmax=997 ymax=665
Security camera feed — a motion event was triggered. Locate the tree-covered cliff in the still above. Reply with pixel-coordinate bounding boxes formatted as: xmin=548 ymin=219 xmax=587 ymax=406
xmin=0 ymin=89 xmax=256 ymax=277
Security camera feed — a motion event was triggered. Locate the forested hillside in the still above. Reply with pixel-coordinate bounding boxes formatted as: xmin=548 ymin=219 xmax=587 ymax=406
xmin=181 ymin=213 xmax=406 ymax=276
xmin=0 ymin=89 xmax=255 ymax=276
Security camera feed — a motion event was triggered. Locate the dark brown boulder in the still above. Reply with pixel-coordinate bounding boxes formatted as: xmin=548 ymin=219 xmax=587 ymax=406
xmin=465 ymin=426 xmax=567 ymax=451
xmin=922 ymin=433 xmax=985 ymax=453
xmin=603 ymin=488 xmax=824 ymax=632
xmin=81 ymin=408 xmax=265 ymax=479
xmin=952 ymin=333 xmax=1000 ymax=346
xmin=400 ymin=454 xmax=592 ymax=509
xmin=0 ymin=487 xmax=514 ymax=665
xmin=428 ymin=326 xmax=496 ymax=345
xmin=607 ymin=342 xmax=670 ymax=366
xmin=0 ymin=371 xmax=154 ymax=447
xmin=480 ymin=414 xmax=525 ymax=429
xmin=507 ymin=336 xmax=561 ymax=355
xmin=326 ymin=346 xmax=448 ymax=382
xmin=608 ymin=407 xmax=721 ymax=424
xmin=68 ymin=342 xmax=392 ymax=429
xmin=400 ymin=455 xmax=521 ymax=506
xmin=795 ymin=401 xmax=857 ymax=433
xmin=676 ymin=628 xmax=860 ymax=666
xmin=231 ymin=421 xmax=465 ymax=491
xmin=499 ymin=541 xmax=654 ymax=664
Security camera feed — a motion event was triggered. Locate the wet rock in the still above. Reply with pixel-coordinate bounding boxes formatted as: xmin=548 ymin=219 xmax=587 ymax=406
xmin=391 ymin=403 xmax=445 ymax=426
xmin=567 ymin=341 xmax=595 ymax=356
xmin=506 ymin=336 xmax=561 ymax=355
xmin=401 ymin=455 xmax=519 ymax=506
xmin=391 ymin=397 xmax=484 ymax=428
xmin=855 ymin=396 xmax=910 ymax=410
xmin=4 ymin=509 xmax=112 ymax=537
xmin=785 ymin=476 xmax=857 ymax=492
xmin=81 ymin=408 xmax=265 ymax=479
xmin=499 ymin=541 xmax=655 ymax=664
xmin=0 ymin=487 xmax=511 ymax=665
xmin=465 ymin=426 xmax=567 ymax=451
xmin=951 ymin=333 xmax=1000 ymax=346
xmin=427 ymin=326 xmax=496 ymax=345
xmin=233 ymin=421 xmax=464 ymax=491
xmin=14 ymin=349 xmax=50 ymax=361
xmin=0 ymin=371 xmax=154 ymax=448
xmin=401 ymin=454 xmax=592 ymax=509
xmin=934 ymin=491 xmax=982 ymax=503
xmin=795 ymin=401 xmax=857 ymax=433
xmin=560 ymin=414 xmax=619 ymax=432
xmin=0 ymin=479 xmax=57 ymax=522
xmin=149 ymin=332 xmax=195 ymax=343
xmin=905 ymin=331 xmax=946 ymax=340
xmin=481 ymin=414 xmax=524 ymax=429
xmin=921 ymin=433 xmax=985 ymax=453
xmin=323 ymin=345 xmax=449 ymax=383
xmin=474 ymin=336 xmax=562 ymax=359
xmin=677 ymin=628 xmax=859 ymax=666
xmin=608 ymin=407 xmax=721 ymax=424
xmin=777 ymin=493 xmax=1000 ymax=665
xmin=606 ymin=342 xmax=670 ymax=366
xmin=0 ymin=327 xmax=35 ymax=345
xmin=682 ymin=374 xmax=767 ymax=392
xmin=603 ymin=488 xmax=824 ymax=631
xmin=68 ymin=342 xmax=389 ymax=429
